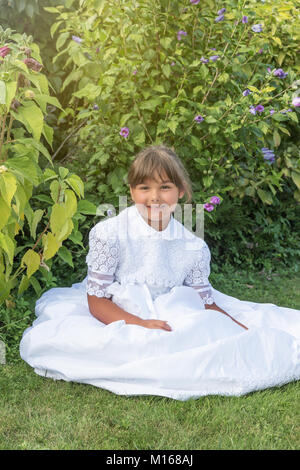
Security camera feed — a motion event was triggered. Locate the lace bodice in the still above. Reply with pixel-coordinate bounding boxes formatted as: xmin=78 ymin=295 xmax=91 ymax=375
xmin=86 ymin=205 xmax=214 ymax=304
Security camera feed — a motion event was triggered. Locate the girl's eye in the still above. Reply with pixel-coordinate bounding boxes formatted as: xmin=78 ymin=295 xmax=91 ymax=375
xmin=139 ymin=186 xmax=170 ymax=190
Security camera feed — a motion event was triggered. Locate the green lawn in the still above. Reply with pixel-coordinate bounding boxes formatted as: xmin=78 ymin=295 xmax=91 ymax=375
xmin=0 ymin=268 xmax=299 ymax=450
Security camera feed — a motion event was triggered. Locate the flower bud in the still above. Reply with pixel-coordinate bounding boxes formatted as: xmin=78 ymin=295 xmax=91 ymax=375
xmin=11 ymin=99 xmax=21 ymax=110
xmin=0 ymin=165 xmax=8 ymax=173
xmin=25 ymin=90 xmax=35 ymax=99
xmin=23 ymin=58 xmax=43 ymax=72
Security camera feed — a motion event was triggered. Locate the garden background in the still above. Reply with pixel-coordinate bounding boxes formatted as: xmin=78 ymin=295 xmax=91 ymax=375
xmin=0 ymin=0 xmax=299 ymax=450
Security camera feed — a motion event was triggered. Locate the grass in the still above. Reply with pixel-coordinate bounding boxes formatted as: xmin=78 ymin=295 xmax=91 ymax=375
xmin=0 ymin=267 xmax=299 ymax=450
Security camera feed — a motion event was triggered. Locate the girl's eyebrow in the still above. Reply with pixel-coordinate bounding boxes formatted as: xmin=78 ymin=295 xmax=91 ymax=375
xmin=139 ymin=180 xmax=172 ymax=185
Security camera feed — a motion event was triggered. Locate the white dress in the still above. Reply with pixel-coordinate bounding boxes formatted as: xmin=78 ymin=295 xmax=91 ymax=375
xmin=20 ymin=204 xmax=300 ymax=401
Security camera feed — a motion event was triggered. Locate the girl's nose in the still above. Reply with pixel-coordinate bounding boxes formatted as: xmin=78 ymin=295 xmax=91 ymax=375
xmin=150 ymin=192 xmax=160 ymax=202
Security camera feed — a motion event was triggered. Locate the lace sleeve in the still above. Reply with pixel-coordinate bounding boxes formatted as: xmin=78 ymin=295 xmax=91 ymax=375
xmin=86 ymin=225 xmax=119 ymax=299
xmin=183 ymin=242 xmax=214 ymax=305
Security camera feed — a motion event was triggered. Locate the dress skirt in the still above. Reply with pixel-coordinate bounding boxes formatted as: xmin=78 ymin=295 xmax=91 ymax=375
xmin=19 ymin=277 xmax=300 ymax=401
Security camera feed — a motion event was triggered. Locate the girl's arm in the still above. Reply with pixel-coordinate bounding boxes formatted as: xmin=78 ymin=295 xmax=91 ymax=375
xmin=205 ymin=302 xmax=248 ymax=330
xmin=87 ymin=295 xmax=171 ymax=331
xmin=204 ymin=302 xmax=227 ymax=314
xmin=88 ymin=294 xmax=145 ymax=326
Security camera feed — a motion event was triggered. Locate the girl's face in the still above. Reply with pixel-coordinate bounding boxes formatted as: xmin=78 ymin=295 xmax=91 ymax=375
xmin=130 ymin=172 xmax=185 ymax=224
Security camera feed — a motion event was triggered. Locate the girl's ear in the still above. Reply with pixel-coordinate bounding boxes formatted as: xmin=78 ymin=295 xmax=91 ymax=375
xmin=179 ymin=190 xmax=185 ymax=199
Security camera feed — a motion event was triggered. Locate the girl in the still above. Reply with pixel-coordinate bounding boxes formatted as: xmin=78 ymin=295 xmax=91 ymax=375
xmin=20 ymin=145 xmax=300 ymax=400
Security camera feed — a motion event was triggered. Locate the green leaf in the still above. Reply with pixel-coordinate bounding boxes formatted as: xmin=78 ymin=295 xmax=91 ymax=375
xmin=5 ymin=157 xmax=39 ymax=186
xmin=205 ymin=116 xmax=218 ymax=124
xmin=66 ymin=175 xmax=84 ymax=198
xmin=29 ymin=276 xmax=42 ymax=296
xmin=64 ymin=189 xmax=77 ymax=217
xmin=291 ymin=171 xmax=300 ymax=190
xmin=42 ymin=123 xmax=54 ymax=148
xmin=191 ymin=135 xmax=203 ymax=151
xmin=42 ymin=232 xmax=60 ymax=260
xmin=56 ymin=32 xmax=70 ymax=51
xmin=162 ymin=64 xmax=171 ymax=78
xmin=30 ymin=209 xmax=44 ymax=240
xmin=6 ymin=81 xmax=17 ymax=110
xmin=61 ymin=69 xmax=82 ymax=92
xmin=17 ymin=274 xmax=30 ymax=296
xmin=57 ymin=245 xmax=74 ymax=268
xmin=33 ymin=93 xmax=63 ymax=113
xmin=59 ymin=167 xmax=69 ymax=180
xmin=77 ymin=200 xmax=97 ymax=215
xmin=289 ymin=112 xmax=298 ymax=123
xmin=257 ymin=189 xmax=273 ymax=205
xmin=50 ymin=180 xmax=60 ymax=202
xmin=73 ymin=83 xmax=101 ymax=101
xmin=273 ymin=129 xmax=281 ymax=147
xmin=50 ymin=204 xmax=66 ymax=235
xmin=167 ymin=119 xmax=179 ymax=135
xmin=0 ymin=80 xmax=6 ymax=105
xmin=140 ymin=98 xmax=161 ymax=111
xmin=50 ymin=21 xmax=63 ymax=38
xmin=258 ymin=121 xmax=269 ymax=135
xmin=0 ymin=233 xmax=15 ymax=264
xmin=160 ymin=38 xmax=173 ymax=49
xmin=133 ymin=130 xmax=146 ymax=145
xmin=15 ymin=102 xmax=44 ymax=141
xmin=43 ymin=7 xmax=61 ymax=13
xmin=0 ymin=172 xmax=17 ymax=206
xmin=21 ymin=249 xmax=40 ymax=278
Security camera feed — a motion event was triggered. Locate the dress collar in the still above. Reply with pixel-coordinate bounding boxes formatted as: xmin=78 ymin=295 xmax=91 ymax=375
xmin=126 ymin=204 xmax=195 ymax=241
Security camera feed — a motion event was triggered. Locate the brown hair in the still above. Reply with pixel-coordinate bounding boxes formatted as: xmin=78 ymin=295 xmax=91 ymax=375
xmin=126 ymin=145 xmax=193 ymax=203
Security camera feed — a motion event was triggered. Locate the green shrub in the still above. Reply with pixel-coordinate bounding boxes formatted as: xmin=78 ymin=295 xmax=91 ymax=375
xmin=47 ymin=0 xmax=300 ymax=207
xmin=0 ymin=27 xmax=86 ymax=304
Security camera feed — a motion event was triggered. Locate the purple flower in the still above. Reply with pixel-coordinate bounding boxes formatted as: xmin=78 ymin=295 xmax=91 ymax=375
xmin=133 ymin=69 xmax=137 ymax=75
xmin=93 ymin=104 xmax=99 ymax=110
xmin=0 ymin=46 xmax=10 ymax=57
xmin=261 ymin=147 xmax=275 ymax=163
xmin=258 ymin=48 xmax=263 ymax=54
xmin=292 ymin=97 xmax=300 ymax=107
xmin=210 ymin=55 xmax=219 ymax=62
xmin=210 ymin=196 xmax=221 ymax=205
xmin=200 ymin=57 xmax=209 ymax=64
xmin=242 ymin=16 xmax=248 ymax=24
xmin=255 ymin=105 xmax=264 ymax=113
xmin=107 ymin=209 xmax=114 ymax=217
xmin=267 ymin=67 xmax=272 ymax=73
xmin=72 ymin=35 xmax=83 ymax=44
xmin=217 ymin=8 xmax=226 ymax=15
xmin=177 ymin=30 xmax=187 ymax=41
xmin=194 ymin=115 xmax=204 ymax=123
xmin=249 ymin=106 xmax=256 ymax=115
xmin=251 ymin=24 xmax=263 ymax=33
xmin=273 ymin=68 xmax=288 ymax=78
xmin=190 ymin=0 xmax=200 ymax=4
xmin=215 ymin=14 xmax=225 ymax=22
xmin=204 ymin=203 xmax=215 ymax=212
xmin=270 ymin=109 xmax=275 ymax=115
xmin=243 ymin=89 xmax=251 ymax=96
xmin=120 ymin=127 xmax=129 ymax=138
xmin=171 ymin=61 xmax=176 ymax=66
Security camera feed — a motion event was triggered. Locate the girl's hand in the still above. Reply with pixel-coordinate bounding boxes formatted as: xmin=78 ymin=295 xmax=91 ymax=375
xmin=141 ymin=319 xmax=172 ymax=331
